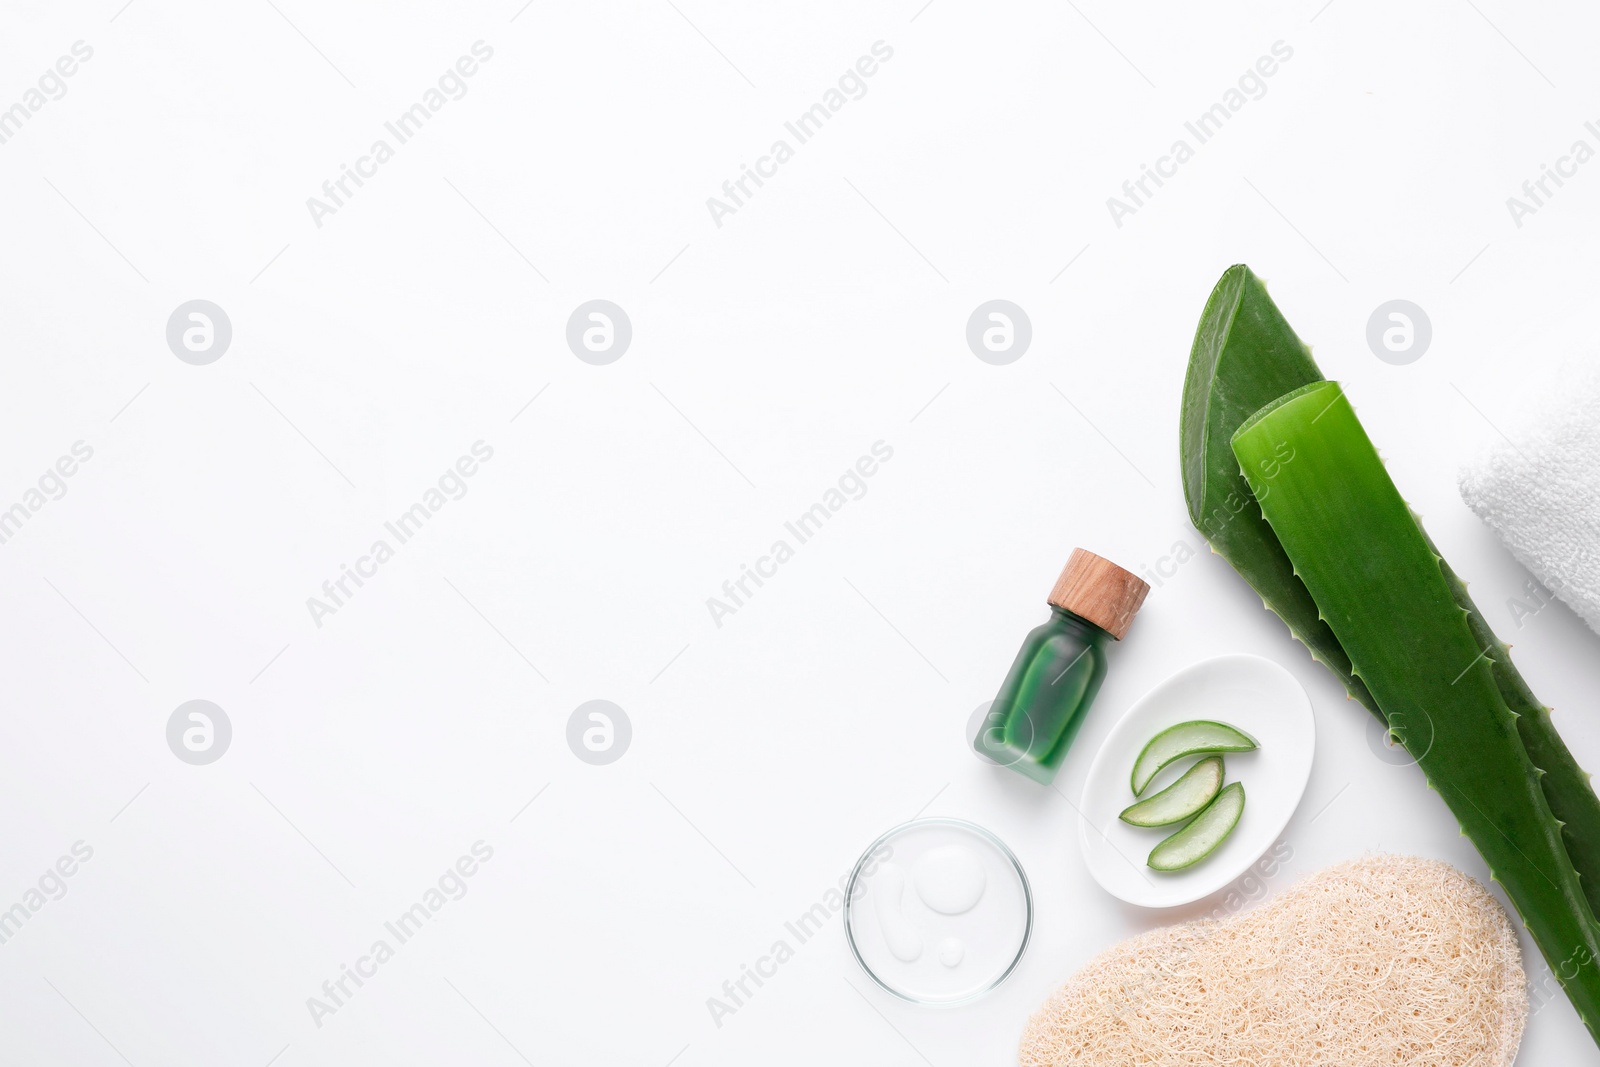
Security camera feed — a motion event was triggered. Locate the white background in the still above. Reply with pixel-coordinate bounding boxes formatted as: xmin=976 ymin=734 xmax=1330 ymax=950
xmin=2 ymin=0 xmax=1599 ymax=1063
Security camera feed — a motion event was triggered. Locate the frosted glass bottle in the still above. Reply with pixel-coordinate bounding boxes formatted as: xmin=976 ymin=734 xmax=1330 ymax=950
xmin=973 ymin=549 xmax=1149 ymax=784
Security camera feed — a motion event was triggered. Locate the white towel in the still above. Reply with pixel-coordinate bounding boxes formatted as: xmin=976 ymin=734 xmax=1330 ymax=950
xmin=1459 ymin=371 xmax=1600 ymax=635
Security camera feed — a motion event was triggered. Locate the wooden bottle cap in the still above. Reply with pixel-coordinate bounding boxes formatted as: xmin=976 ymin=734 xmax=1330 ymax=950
xmin=1047 ymin=548 xmax=1150 ymax=640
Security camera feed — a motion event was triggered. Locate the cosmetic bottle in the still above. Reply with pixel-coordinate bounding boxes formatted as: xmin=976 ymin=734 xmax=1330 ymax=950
xmin=973 ymin=549 xmax=1149 ymax=784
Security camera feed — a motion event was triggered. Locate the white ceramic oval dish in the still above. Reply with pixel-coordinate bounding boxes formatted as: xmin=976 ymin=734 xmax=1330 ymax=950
xmin=1077 ymin=654 xmax=1316 ymax=908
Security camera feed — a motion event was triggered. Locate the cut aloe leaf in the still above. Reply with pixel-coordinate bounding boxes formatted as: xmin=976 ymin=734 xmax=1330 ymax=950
xmin=1148 ymin=782 xmax=1244 ymax=871
xmin=1179 ymin=265 xmax=1379 ymax=719
xmin=1232 ymin=380 xmax=1600 ymax=1041
xmin=1120 ymin=755 xmax=1224 ymax=827
xmin=1180 ymin=264 xmax=1600 ymax=927
xmin=1131 ymin=721 xmax=1256 ymax=795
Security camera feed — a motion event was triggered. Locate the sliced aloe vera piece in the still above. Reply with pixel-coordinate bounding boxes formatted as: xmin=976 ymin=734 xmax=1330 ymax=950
xmin=1148 ymin=782 xmax=1244 ymax=871
xmin=1120 ymin=755 xmax=1224 ymax=827
xmin=1233 ymin=380 xmax=1600 ymax=1041
xmin=1131 ymin=721 xmax=1256 ymax=795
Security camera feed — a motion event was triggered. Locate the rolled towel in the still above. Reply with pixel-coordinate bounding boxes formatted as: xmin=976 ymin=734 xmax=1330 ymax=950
xmin=1459 ymin=370 xmax=1600 ymax=635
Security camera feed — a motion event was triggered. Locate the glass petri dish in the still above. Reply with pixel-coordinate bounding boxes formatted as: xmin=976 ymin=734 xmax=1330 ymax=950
xmin=844 ymin=817 xmax=1032 ymax=1006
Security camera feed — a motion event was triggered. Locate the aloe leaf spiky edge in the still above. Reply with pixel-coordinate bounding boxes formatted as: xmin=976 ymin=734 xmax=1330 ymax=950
xmin=1233 ymin=381 xmax=1600 ymax=1043
xmin=1180 ymin=263 xmax=1600 ymax=923
xmin=1178 ymin=265 xmax=1380 ymax=720
xmin=1434 ymin=539 xmax=1600 ymax=921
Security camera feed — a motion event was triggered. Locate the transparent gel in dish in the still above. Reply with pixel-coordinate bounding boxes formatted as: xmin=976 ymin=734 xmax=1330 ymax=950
xmin=844 ymin=818 xmax=1031 ymax=1006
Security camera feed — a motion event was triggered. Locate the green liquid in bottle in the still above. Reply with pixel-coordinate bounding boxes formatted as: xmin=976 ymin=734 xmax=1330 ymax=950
xmin=973 ymin=550 xmax=1147 ymax=785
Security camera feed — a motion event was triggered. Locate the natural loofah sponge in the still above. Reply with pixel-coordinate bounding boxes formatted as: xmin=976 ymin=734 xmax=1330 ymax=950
xmin=1021 ymin=855 xmax=1526 ymax=1066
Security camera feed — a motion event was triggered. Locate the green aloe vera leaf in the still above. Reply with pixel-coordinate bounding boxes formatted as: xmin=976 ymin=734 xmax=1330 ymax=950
xmin=1178 ymin=263 xmax=1600 ymax=921
xmin=1432 ymin=540 xmax=1600 ymax=920
xmin=1233 ymin=381 xmax=1600 ymax=1040
xmin=1179 ymin=265 xmax=1380 ymax=719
